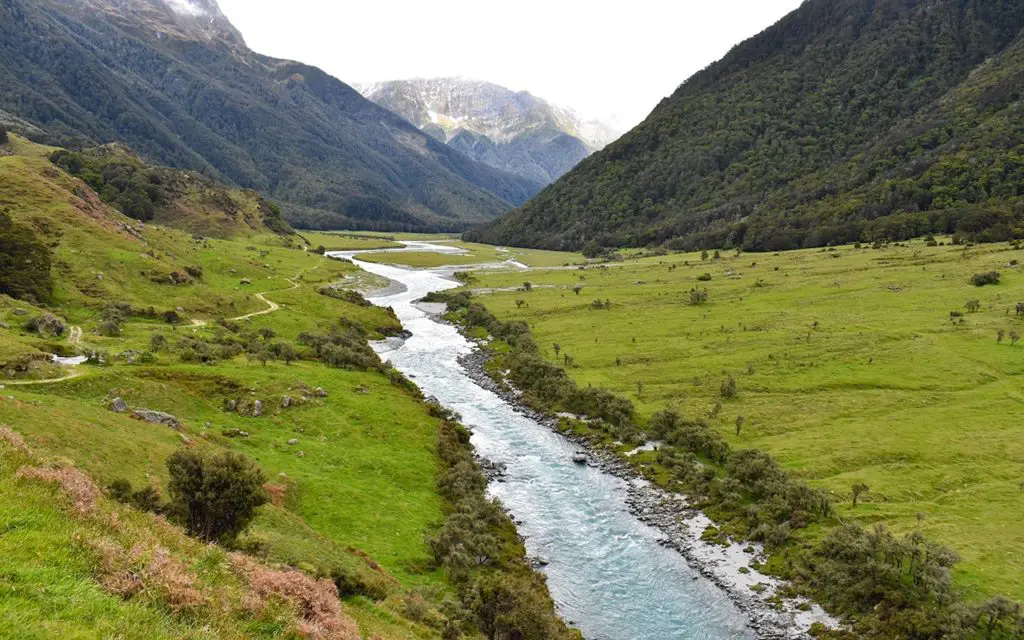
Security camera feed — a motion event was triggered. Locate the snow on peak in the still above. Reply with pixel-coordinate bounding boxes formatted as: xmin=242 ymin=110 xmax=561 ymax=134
xmin=163 ymin=0 xmax=209 ymax=17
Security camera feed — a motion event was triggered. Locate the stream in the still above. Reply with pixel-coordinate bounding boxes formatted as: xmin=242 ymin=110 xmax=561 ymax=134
xmin=334 ymin=244 xmax=757 ymax=640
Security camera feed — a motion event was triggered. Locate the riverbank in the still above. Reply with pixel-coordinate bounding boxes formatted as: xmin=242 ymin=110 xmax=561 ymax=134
xmin=457 ymin=347 xmax=839 ymax=639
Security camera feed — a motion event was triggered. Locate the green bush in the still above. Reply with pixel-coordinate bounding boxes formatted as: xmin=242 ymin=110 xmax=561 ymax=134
xmin=970 ymin=271 xmax=1001 ymax=286
xmin=0 ymin=209 xmax=53 ymax=303
xmin=166 ymin=449 xmax=267 ymax=544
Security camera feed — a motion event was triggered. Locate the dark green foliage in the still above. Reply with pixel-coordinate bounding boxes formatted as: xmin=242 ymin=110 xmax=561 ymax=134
xmin=166 ymin=449 xmax=267 ymax=544
xmin=317 ymin=286 xmax=372 ymax=306
xmin=297 ymin=320 xmax=381 ymax=370
xmin=108 ymin=478 xmax=163 ymax=513
xmin=430 ymin=401 xmax=573 ymax=639
xmin=0 ymin=0 xmax=539 ymax=232
xmin=25 ymin=313 xmax=65 ymax=337
xmin=51 ymin=150 xmax=162 ymax=222
xmin=0 ymin=209 xmax=53 ymax=303
xmin=971 ymin=271 xmax=1002 ymax=287
xmin=469 ymin=0 xmax=1024 ymax=251
xmin=0 ymin=125 xmax=7 ymax=144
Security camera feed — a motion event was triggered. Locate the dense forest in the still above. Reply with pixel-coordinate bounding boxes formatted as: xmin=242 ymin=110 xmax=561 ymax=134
xmin=468 ymin=0 xmax=1024 ymax=251
xmin=0 ymin=0 xmax=542 ymax=232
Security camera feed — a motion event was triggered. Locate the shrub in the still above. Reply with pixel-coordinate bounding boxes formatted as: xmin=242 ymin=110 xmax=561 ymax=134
xmin=25 ymin=313 xmax=66 ymax=337
xmin=720 ymin=376 xmax=737 ymax=399
xmin=970 ymin=271 xmax=1001 ymax=286
xmin=697 ymin=272 xmax=712 ymax=281
xmin=0 ymin=209 xmax=53 ymax=303
xmin=0 ymin=125 xmax=7 ymax=144
xmin=689 ymin=288 xmax=709 ymax=305
xmin=166 ymin=449 xmax=267 ymax=544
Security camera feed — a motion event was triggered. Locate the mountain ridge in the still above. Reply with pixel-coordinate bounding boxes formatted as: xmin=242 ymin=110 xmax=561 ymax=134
xmin=469 ymin=0 xmax=1024 ymax=251
xmin=0 ymin=0 xmax=542 ymax=232
xmin=359 ymin=77 xmax=621 ymax=185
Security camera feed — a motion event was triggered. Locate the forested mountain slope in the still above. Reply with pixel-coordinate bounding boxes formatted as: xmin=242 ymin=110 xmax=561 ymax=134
xmin=469 ymin=0 xmax=1024 ymax=251
xmin=0 ymin=0 xmax=542 ymax=232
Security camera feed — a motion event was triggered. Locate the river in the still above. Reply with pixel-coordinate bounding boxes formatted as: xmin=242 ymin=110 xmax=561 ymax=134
xmin=335 ymin=244 xmax=756 ymax=640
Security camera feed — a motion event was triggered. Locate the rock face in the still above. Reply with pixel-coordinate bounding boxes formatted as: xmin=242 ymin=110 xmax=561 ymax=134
xmin=132 ymin=409 xmax=181 ymax=430
xmin=359 ymin=78 xmax=621 ymax=185
xmin=109 ymin=397 xmax=127 ymax=413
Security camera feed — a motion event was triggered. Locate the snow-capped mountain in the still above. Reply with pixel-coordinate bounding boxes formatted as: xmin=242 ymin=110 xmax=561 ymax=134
xmin=358 ymin=78 xmax=622 ymax=185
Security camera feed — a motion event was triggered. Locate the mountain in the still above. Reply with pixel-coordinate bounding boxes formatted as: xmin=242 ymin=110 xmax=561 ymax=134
xmin=359 ymin=78 xmax=621 ymax=185
xmin=468 ymin=0 xmax=1024 ymax=252
xmin=0 ymin=0 xmax=543 ymax=233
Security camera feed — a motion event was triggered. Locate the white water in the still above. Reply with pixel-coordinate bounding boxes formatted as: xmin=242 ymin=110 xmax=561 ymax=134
xmin=333 ymin=246 xmax=755 ymax=639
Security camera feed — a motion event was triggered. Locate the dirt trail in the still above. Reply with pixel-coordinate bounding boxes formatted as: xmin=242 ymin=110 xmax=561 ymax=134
xmin=1 ymin=370 xmax=85 ymax=387
xmin=192 ymin=259 xmax=323 ymax=327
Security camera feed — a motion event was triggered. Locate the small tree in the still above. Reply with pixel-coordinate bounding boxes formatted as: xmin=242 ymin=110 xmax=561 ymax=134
xmin=701 ymin=249 xmax=709 ymax=261
xmin=552 ymin=343 xmax=561 ymax=358
xmin=522 ymin=281 xmax=532 ymax=292
xmin=997 ymin=329 xmax=1005 ymax=344
xmin=965 ymin=299 xmax=981 ymax=313
xmin=515 ymin=299 xmax=526 ymax=309
xmin=572 ymin=285 xmax=583 ymax=295
xmin=1011 ymin=331 xmax=1021 ymax=346
xmin=150 ymin=333 xmax=168 ymax=352
xmin=0 ymin=125 xmax=8 ymax=145
xmin=735 ymin=415 xmax=745 ymax=437
xmin=720 ymin=376 xmax=737 ymax=399
xmin=166 ymin=449 xmax=267 ymax=544
xmin=851 ymin=482 xmax=869 ymax=507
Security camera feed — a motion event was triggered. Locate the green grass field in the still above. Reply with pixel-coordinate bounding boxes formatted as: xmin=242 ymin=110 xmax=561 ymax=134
xmin=464 ymin=239 xmax=1024 ymax=600
xmin=355 ymin=240 xmax=585 ymax=269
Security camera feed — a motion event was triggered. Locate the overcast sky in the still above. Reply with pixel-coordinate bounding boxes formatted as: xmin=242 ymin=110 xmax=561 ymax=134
xmin=217 ymin=0 xmax=805 ymax=130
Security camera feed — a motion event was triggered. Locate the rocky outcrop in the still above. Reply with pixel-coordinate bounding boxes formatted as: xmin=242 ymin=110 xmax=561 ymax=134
xmin=131 ymin=409 xmax=181 ymax=430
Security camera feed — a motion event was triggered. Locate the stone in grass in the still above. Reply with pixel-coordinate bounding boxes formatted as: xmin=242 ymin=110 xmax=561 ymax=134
xmin=287 ymin=438 xmax=299 ymax=445
xmin=296 ymin=451 xmax=305 ymax=458
xmin=280 ymin=395 xmax=293 ymax=408
xmin=109 ymin=397 xmax=128 ymax=413
xmin=132 ymin=409 xmax=181 ymax=430
xmin=313 ymin=386 xmax=328 ymax=398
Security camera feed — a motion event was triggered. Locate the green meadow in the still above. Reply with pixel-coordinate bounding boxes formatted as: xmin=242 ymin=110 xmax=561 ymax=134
xmin=462 ymin=239 xmax=1024 ymax=600
xmin=355 ymin=241 xmax=585 ymax=268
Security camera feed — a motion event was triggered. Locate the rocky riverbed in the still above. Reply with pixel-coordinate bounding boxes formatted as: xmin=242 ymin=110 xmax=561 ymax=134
xmin=457 ymin=348 xmax=839 ymax=640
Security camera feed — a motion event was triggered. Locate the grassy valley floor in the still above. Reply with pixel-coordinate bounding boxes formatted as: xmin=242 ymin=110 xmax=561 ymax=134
xmin=457 ymin=239 xmax=1024 ymax=602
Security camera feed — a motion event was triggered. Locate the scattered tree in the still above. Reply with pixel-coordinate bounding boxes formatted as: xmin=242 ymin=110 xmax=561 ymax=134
xmin=1011 ymin=331 xmax=1021 ymax=346
xmin=720 ymin=376 xmax=737 ymax=399
xmin=965 ymin=299 xmax=981 ymax=313
xmin=166 ymin=449 xmax=267 ymax=544
xmin=997 ymin=329 xmax=1005 ymax=344
xmin=552 ymin=343 xmax=561 ymax=358
xmin=689 ymin=288 xmax=709 ymax=305
xmin=851 ymin=482 xmax=869 ymax=507
xmin=0 ymin=125 xmax=7 ymax=145
xmin=522 ymin=281 xmax=533 ymax=292
xmin=150 ymin=333 xmax=168 ymax=352
xmin=735 ymin=415 xmax=745 ymax=437
xmin=701 ymin=249 xmax=709 ymax=261
xmin=515 ymin=299 xmax=526 ymax=309
xmin=970 ymin=271 xmax=1001 ymax=287
xmin=572 ymin=284 xmax=583 ymax=295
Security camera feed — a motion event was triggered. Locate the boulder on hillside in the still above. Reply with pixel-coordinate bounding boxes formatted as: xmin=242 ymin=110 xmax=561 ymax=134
xmin=109 ymin=397 xmax=127 ymax=413
xmin=132 ymin=409 xmax=181 ymax=430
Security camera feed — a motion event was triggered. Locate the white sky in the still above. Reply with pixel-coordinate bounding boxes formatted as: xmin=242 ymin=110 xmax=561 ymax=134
xmin=217 ymin=0 xmax=805 ymax=130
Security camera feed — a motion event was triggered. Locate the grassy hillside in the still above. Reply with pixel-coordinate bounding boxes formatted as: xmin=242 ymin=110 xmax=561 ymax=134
xmin=0 ymin=0 xmax=542 ymax=233
xmin=469 ymin=0 xmax=1024 ymax=252
xmin=0 ymin=136 xmax=574 ymax=639
xmin=461 ymin=239 xmax=1024 ymax=603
